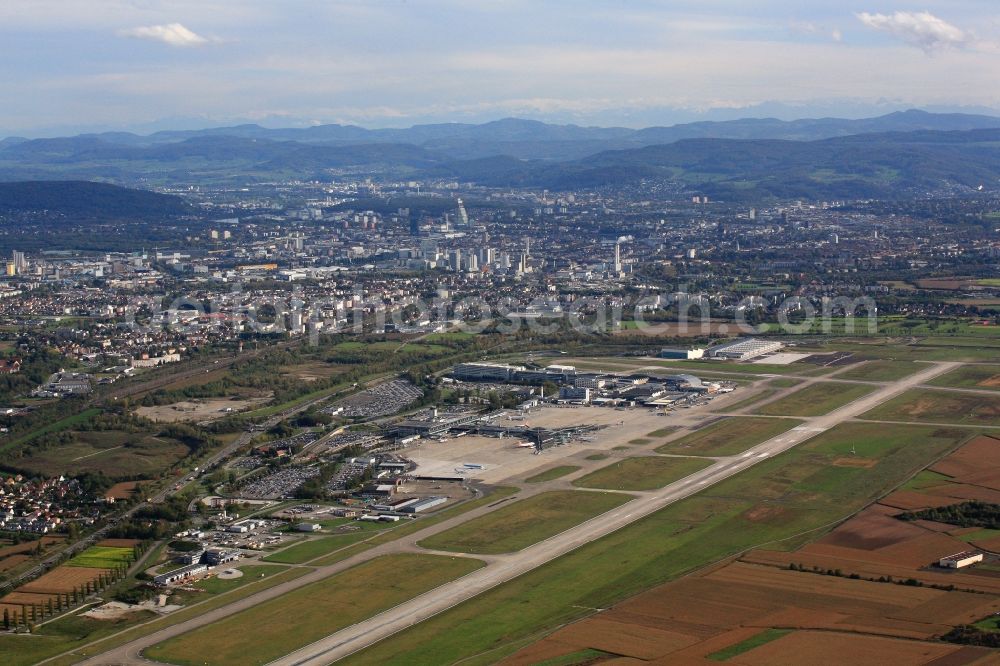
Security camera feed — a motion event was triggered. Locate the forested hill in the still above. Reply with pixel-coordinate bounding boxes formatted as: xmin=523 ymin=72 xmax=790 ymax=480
xmin=0 ymin=181 xmax=190 ymax=219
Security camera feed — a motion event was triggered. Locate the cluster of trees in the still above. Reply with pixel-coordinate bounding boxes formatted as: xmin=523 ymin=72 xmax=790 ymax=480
xmin=0 ymin=346 xmax=65 ymax=405
xmin=898 ymin=501 xmax=1000 ymax=529
xmin=942 ymin=625 xmax=1000 ymax=647
xmin=158 ymin=423 xmax=219 ymax=454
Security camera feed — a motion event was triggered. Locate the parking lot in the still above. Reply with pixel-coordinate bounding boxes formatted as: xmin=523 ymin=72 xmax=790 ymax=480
xmin=326 ymin=380 xmax=424 ymax=419
xmin=239 ymin=467 xmax=321 ymax=499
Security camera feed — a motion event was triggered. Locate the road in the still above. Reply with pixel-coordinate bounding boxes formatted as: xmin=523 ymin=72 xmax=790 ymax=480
xmin=69 ymin=361 xmax=958 ymax=666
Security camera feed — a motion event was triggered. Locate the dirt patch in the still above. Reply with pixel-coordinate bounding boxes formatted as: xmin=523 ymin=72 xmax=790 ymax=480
xmin=743 ymin=505 xmax=788 ymax=523
xmin=833 ymin=457 xmax=877 ymax=468
xmin=137 ymin=396 xmax=272 ymax=423
xmin=732 ymin=629 xmax=958 ymax=665
xmin=978 ymin=375 xmax=1000 ymax=388
xmin=97 ymin=538 xmax=141 ymax=548
xmin=104 ymin=481 xmax=143 ymax=500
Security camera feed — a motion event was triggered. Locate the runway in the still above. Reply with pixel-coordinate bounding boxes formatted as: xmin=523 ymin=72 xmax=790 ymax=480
xmin=262 ymin=360 xmax=959 ymax=666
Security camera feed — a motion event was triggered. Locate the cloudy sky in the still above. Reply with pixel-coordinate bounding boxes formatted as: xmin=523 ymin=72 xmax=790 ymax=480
xmin=2 ymin=0 xmax=1000 ymax=135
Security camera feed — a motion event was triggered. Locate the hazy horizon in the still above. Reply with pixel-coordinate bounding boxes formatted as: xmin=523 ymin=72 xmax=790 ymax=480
xmin=4 ymin=1 xmax=1000 ymax=138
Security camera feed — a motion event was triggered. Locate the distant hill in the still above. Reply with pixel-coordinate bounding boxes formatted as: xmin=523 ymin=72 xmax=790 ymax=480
xmin=0 ymin=181 xmax=190 ymax=218
xmin=433 ymin=128 xmax=1000 ymax=200
xmin=3 ymin=113 xmax=1000 ymax=201
xmin=51 ymin=109 xmax=1000 ymax=161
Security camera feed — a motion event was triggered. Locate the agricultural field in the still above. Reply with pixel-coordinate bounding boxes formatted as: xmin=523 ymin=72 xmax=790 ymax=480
xmin=11 ymin=430 xmax=190 ymax=479
xmin=65 ymin=545 xmax=134 ymax=569
xmin=145 ymin=554 xmax=484 ymax=666
xmin=861 ymin=388 xmax=1000 ymax=426
xmin=928 ymin=364 xmax=1000 ymax=391
xmin=418 ymin=491 xmax=632 ymax=555
xmin=524 ymin=465 xmax=581 ymax=483
xmin=0 ymin=535 xmax=64 ymax=574
xmin=754 ymin=382 xmax=875 ymax=417
xmin=656 ymin=417 xmax=802 ymax=457
xmin=341 ymin=422 xmax=972 ymax=666
xmin=572 ymin=456 xmax=712 ymax=491
xmin=834 ymin=360 xmax=921 ymax=382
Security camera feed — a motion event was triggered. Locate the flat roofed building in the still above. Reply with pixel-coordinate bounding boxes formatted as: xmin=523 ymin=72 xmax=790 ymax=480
xmin=708 ymin=338 xmax=784 ymax=360
xmin=939 ymin=551 xmax=984 ymax=568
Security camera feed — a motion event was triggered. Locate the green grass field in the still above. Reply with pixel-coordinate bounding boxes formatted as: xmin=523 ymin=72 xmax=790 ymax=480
xmin=573 ymin=456 xmax=712 ymax=491
xmin=716 ymin=387 xmax=780 ymax=413
xmin=15 ymin=430 xmax=190 ymax=479
xmin=707 ymin=629 xmax=791 ymax=661
xmin=768 ymin=377 xmax=805 ymax=388
xmin=263 ymin=523 xmax=394 ymax=564
xmin=656 ymin=417 xmax=802 ymax=457
xmin=65 ymin=545 xmax=134 ymax=569
xmin=835 ymin=360 xmax=921 ymax=382
xmin=0 ymin=608 xmax=157 ymax=666
xmin=145 ymin=554 xmax=484 ymax=666
xmin=0 ymin=407 xmax=101 ymax=454
xmin=340 ymin=422 xmax=971 ymax=666
xmin=901 ymin=469 xmax=953 ymax=491
xmin=525 ymin=466 xmax=581 ymax=483
xmin=417 ymin=491 xmax=632 ymax=554
xmin=928 ymin=364 xmax=1000 ymax=391
xmin=754 ymin=382 xmax=875 ymax=417
xmin=860 ymin=388 xmax=1000 ymax=426
xmin=192 ymin=565 xmax=287 ymax=595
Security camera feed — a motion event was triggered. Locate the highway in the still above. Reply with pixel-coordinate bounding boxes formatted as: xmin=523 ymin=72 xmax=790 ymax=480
xmin=67 ymin=360 xmax=958 ymax=666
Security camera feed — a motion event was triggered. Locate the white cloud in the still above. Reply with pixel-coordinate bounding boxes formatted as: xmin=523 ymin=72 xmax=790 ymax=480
xmin=856 ymin=11 xmax=966 ymax=52
xmin=118 ymin=23 xmax=208 ymax=47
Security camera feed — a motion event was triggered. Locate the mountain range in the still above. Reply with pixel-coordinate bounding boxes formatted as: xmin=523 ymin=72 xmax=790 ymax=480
xmin=2 ymin=110 xmax=1000 ymax=200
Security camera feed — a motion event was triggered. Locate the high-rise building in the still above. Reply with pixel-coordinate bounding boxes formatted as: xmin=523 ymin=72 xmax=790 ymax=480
xmin=456 ymin=199 xmax=469 ymax=226
xmin=613 ymin=242 xmax=622 ymax=274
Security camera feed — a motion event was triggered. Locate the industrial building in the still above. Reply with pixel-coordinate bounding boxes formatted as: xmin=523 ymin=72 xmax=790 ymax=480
xmin=659 ymin=347 xmax=706 ymax=360
xmin=400 ymin=496 xmax=448 ymax=513
xmin=707 ymin=338 xmax=784 ymax=361
xmin=939 ymin=551 xmax=984 ymax=569
xmin=153 ymin=563 xmax=208 ymax=586
xmin=295 ymin=522 xmax=321 ymax=532
xmin=453 ymin=362 xmax=525 ymax=381
xmin=558 ymin=386 xmax=591 ymax=403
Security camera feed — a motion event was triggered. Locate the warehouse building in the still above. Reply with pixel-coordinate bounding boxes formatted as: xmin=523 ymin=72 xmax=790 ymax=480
xmin=939 ymin=551 xmax=984 ymax=569
xmin=707 ymin=338 xmax=784 ymax=361
xmin=400 ymin=496 xmax=448 ymax=513
xmin=154 ymin=563 xmax=207 ymax=586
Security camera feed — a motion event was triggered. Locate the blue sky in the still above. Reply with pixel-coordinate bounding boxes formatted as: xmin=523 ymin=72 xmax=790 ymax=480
xmin=2 ymin=1 xmax=1000 ymax=135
